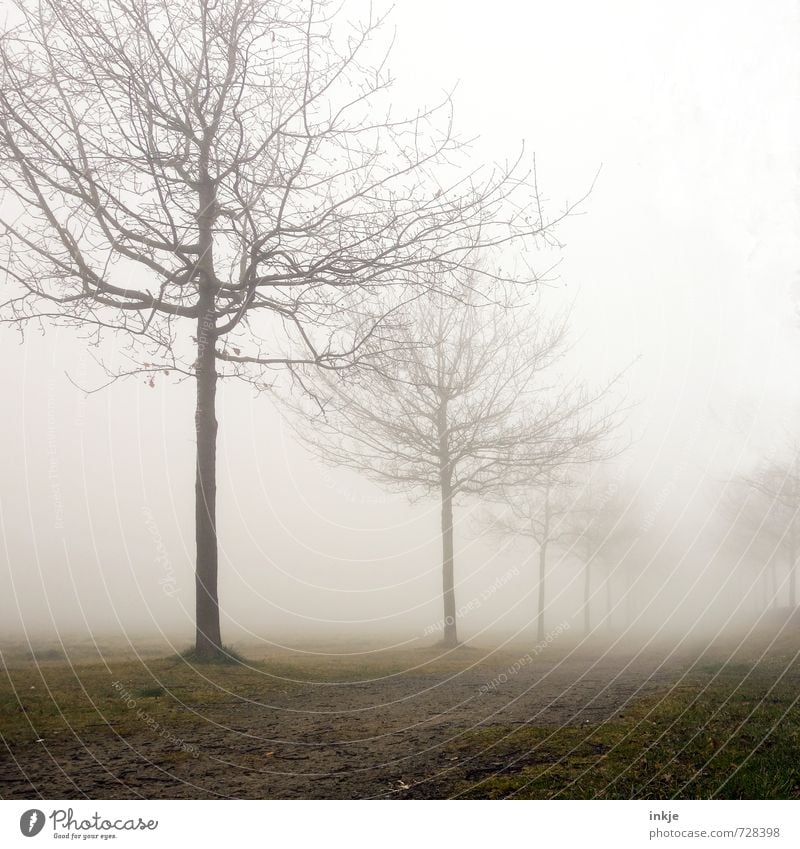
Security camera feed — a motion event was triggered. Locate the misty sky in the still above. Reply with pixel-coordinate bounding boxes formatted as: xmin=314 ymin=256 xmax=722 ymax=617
xmin=1 ymin=0 xmax=798 ymax=646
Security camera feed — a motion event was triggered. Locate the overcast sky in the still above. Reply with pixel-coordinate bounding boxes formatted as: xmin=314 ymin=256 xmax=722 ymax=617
xmin=1 ymin=0 xmax=798 ymax=646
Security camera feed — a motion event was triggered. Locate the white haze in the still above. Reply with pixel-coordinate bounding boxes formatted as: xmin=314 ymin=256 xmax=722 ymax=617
xmin=1 ymin=0 xmax=799 ymax=651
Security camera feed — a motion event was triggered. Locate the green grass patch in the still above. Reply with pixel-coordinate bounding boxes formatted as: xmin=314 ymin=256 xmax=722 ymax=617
xmin=0 ymin=653 xmax=285 ymax=746
xmin=134 ymin=686 xmax=166 ymax=699
xmin=451 ymin=656 xmax=800 ymax=799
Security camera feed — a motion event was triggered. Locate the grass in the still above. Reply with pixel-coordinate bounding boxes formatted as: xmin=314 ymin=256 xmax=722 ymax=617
xmin=250 ymin=643 xmax=505 ymax=683
xmin=0 ymin=651 xmax=286 ymax=746
xmin=0 ymin=641 xmax=518 ymax=747
xmin=179 ymin=644 xmax=248 ymax=665
xmin=449 ymin=653 xmax=800 ymax=799
xmin=2 ymin=632 xmax=799 ymax=799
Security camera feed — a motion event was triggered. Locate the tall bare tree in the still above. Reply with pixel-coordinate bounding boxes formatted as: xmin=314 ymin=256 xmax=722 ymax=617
xmin=0 ymin=0 xmax=575 ymax=657
xmin=290 ymin=287 xmax=617 ymax=646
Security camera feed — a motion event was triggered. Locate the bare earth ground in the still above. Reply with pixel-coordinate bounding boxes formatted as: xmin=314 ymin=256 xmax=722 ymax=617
xmin=1 ymin=620 xmax=797 ymax=799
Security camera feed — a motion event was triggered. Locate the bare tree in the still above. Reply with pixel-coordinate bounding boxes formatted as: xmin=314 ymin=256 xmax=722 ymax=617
xmin=485 ymin=471 xmax=582 ymax=642
xmin=484 ymin=417 xmax=627 ymax=640
xmin=726 ymin=452 xmax=800 ymax=611
xmin=0 ymin=0 xmax=576 ymax=657
xmin=289 ymin=285 xmax=617 ymax=646
xmin=565 ymin=481 xmax=636 ymax=635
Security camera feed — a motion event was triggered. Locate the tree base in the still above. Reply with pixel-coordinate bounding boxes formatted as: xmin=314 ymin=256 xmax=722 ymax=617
xmin=181 ymin=645 xmax=246 ymax=665
xmin=432 ymin=638 xmax=469 ymax=650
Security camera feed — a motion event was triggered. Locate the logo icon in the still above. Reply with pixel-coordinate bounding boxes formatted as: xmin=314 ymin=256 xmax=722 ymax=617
xmin=19 ymin=809 xmax=45 ymax=837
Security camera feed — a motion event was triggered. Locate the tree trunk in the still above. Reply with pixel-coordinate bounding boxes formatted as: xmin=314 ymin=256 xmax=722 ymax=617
xmin=583 ymin=558 xmax=592 ymax=636
xmin=437 ymin=401 xmax=457 ymax=647
xmin=537 ymin=541 xmax=547 ymax=642
xmin=441 ymin=481 xmax=457 ymax=647
xmin=536 ymin=482 xmax=551 ymax=643
xmin=194 ymin=169 xmax=223 ymax=659
xmin=194 ymin=312 xmax=221 ymax=658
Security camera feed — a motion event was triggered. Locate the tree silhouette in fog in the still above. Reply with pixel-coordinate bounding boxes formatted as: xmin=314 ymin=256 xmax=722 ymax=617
xmin=291 ymin=286 xmax=617 ymax=646
xmin=0 ymin=0 xmax=576 ymax=657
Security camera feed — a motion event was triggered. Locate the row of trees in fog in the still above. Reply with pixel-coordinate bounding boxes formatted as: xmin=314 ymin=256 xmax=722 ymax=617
xmin=2 ymin=0 xmax=797 ymax=655
xmin=0 ymin=0 xmax=597 ymax=657
xmin=725 ymin=449 xmax=800 ymax=612
xmin=287 ymin=287 xmax=622 ymax=645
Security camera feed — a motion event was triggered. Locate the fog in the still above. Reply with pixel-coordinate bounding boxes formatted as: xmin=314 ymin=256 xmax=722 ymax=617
xmin=2 ymin=0 xmax=799 ymax=654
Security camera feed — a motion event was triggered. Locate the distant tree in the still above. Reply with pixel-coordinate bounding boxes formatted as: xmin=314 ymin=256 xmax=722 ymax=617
xmin=290 ymin=286 xmax=617 ymax=646
xmin=726 ymin=452 xmax=800 ymax=610
xmin=484 ymin=427 xmax=626 ymax=642
xmin=565 ymin=481 xmax=637 ymax=635
xmin=0 ymin=0 xmax=575 ymax=657
xmin=485 ymin=470 xmax=584 ymax=641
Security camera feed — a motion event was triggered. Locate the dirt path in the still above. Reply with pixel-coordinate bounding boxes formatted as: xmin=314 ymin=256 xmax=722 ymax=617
xmin=1 ymin=646 xmax=688 ymax=799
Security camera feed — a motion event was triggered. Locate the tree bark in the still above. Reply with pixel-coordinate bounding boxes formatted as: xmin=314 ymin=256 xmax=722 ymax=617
xmin=194 ymin=309 xmax=221 ymax=657
xmin=194 ymin=168 xmax=223 ymax=659
xmin=441 ymin=479 xmax=457 ymax=647
xmin=437 ymin=401 xmax=457 ymax=647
